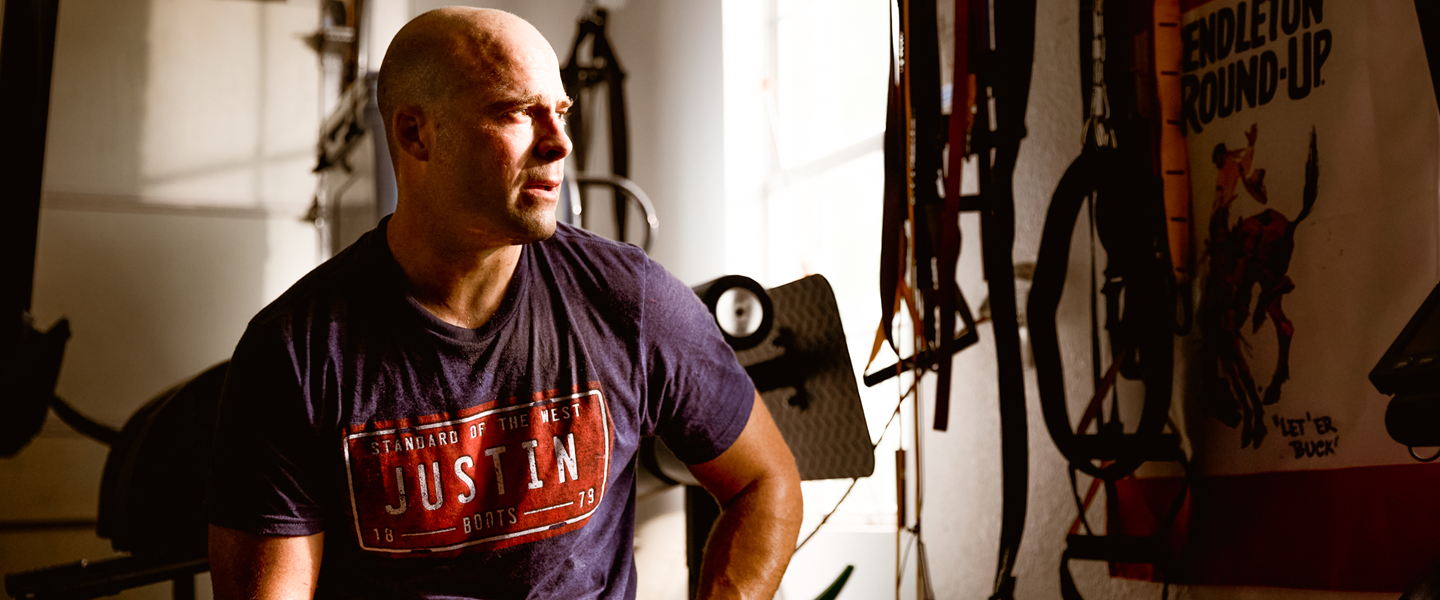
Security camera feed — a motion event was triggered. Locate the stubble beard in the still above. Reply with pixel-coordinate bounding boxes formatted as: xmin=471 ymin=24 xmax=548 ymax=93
xmin=496 ymin=188 xmax=558 ymax=245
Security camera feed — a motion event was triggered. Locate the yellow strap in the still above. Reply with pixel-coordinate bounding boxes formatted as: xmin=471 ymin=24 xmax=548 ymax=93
xmin=1154 ymin=0 xmax=1192 ymax=284
xmin=865 ymin=299 xmax=897 ymax=373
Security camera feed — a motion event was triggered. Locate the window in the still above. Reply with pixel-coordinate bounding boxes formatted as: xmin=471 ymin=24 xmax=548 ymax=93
xmin=723 ymin=0 xmax=898 ymax=531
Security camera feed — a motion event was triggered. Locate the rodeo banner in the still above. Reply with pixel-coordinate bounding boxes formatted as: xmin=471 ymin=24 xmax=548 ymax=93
xmin=1112 ymin=0 xmax=1440 ymax=591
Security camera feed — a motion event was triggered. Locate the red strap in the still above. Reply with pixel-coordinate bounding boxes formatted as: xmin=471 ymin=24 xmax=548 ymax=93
xmin=934 ymin=0 xmax=972 ymax=431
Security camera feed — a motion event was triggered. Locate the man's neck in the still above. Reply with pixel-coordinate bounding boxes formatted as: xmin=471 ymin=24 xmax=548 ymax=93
xmin=386 ymin=209 xmax=523 ymax=330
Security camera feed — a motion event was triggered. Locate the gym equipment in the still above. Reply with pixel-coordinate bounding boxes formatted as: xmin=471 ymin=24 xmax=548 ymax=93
xmin=6 ymin=364 xmax=228 ymax=600
xmin=560 ymin=5 xmax=659 ymax=251
xmin=650 ymin=274 xmax=874 ymax=599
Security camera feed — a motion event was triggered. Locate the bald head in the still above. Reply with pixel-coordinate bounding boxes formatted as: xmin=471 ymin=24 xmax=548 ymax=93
xmin=377 ymin=7 xmax=572 ymax=248
xmin=377 ymin=7 xmax=557 ymax=161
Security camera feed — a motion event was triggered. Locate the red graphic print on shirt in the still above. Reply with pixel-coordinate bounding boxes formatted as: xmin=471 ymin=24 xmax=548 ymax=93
xmin=342 ymin=385 xmax=613 ymax=555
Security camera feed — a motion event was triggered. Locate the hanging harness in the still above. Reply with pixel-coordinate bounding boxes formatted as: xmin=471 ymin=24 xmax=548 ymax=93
xmin=1029 ymin=1 xmax=1191 ymax=597
xmin=561 ymin=8 xmax=660 ymax=249
xmin=868 ymin=0 xmax=1036 ymax=597
xmin=970 ymin=3 xmax=1038 ymax=598
xmin=560 ymin=7 xmax=629 ymax=189
xmin=869 ymin=0 xmax=980 ymax=409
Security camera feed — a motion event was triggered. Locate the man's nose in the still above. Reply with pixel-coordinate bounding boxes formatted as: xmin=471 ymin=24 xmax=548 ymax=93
xmin=536 ymin=115 xmax=572 ymax=162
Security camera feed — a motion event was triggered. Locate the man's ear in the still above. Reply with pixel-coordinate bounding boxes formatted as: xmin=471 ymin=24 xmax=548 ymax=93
xmin=393 ymin=105 xmax=430 ymax=162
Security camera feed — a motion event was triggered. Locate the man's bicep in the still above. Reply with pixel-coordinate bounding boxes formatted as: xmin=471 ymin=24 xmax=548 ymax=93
xmin=209 ymin=524 xmax=324 ymax=600
xmin=687 ymin=392 xmax=800 ymax=506
xmin=207 ymin=324 xmax=326 ymax=534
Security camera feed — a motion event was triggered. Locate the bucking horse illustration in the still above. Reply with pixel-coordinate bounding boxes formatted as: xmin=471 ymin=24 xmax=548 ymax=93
xmin=1198 ymin=124 xmax=1319 ymax=449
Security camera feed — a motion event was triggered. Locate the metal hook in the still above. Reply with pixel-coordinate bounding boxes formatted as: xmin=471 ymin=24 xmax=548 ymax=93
xmin=1410 ymin=446 xmax=1440 ymax=462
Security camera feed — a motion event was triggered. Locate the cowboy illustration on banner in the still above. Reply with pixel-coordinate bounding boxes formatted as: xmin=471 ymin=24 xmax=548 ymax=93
xmin=1107 ymin=0 xmax=1440 ymax=591
xmin=1197 ymin=123 xmax=1319 ymax=449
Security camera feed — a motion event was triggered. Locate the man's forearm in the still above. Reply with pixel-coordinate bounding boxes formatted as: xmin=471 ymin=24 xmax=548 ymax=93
xmin=696 ymin=475 xmax=804 ymax=599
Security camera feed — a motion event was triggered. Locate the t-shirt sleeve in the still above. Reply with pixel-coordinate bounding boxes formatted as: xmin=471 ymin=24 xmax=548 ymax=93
xmin=640 ymin=259 xmax=755 ymax=464
xmin=205 ymin=321 xmax=328 ymax=536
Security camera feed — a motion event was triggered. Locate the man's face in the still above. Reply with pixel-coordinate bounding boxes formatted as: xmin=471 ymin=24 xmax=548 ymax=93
xmin=431 ymin=39 xmax=572 ymax=245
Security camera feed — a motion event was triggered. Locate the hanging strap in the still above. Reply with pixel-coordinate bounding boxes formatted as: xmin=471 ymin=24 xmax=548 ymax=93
xmin=1031 ymin=149 xmax=1180 ymax=481
xmin=1153 ymin=0 xmax=1190 ymax=287
xmin=933 ymin=0 xmax=971 ymax=431
xmin=977 ymin=0 xmax=1036 ymax=597
xmin=877 ymin=1 xmax=910 ymax=356
xmin=906 ymin=0 xmax=944 ymax=357
xmin=872 ymin=0 xmax=982 ymax=401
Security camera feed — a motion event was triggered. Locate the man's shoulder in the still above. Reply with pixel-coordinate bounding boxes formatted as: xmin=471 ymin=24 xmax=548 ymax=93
xmin=542 ymin=222 xmax=648 ymax=258
xmin=250 ymin=228 xmax=390 ymax=329
xmin=534 ymin=223 xmax=653 ymax=282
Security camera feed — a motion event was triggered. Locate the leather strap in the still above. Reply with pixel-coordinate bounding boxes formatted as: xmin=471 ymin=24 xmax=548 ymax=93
xmin=1031 ymin=149 xmax=1176 ymax=481
xmin=878 ymin=3 xmax=909 ymax=355
xmin=906 ymin=0 xmax=943 ymax=358
xmin=933 ymin=0 xmax=971 ymax=431
xmin=871 ymin=0 xmax=984 ymax=426
xmin=1031 ymin=4 xmax=1194 ymax=597
xmin=977 ymin=0 xmax=1037 ymax=597
xmin=1153 ymin=0 xmax=1190 ymax=286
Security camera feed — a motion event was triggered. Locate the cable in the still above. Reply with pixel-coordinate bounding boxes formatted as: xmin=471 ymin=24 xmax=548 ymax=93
xmin=1068 ymin=467 xmax=1095 ymax=536
xmin=897 ymin=527 xmax=918 ymax=584
xmin=894 ymin=526 xmax=937 ymax=600
xmin=794 ymin=477 xmax=861 ymax=553
xmin=794 ymin=378 xmax=914 ymax=553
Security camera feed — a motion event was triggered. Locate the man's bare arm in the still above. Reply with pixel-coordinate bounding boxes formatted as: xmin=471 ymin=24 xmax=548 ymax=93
xmin=209 ymin=524 xmax=324 ymax=600
xmin=687 ymin=392 xmax=804 ymax=600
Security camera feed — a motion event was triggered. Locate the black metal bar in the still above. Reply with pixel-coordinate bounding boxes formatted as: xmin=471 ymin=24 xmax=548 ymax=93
xmin=684 ymin=486 xmax=721 ymax=600
xmin=1 ymin=0 xmax=62 ymax=356
xmin=5 ymin=553 xmax=209 ymax=600
xmin=861 ymin=328 xmax=980 ymax=387
xmin=0 ymin=519 xmax=96 ymax=533
xmin=1413 ymin=0 xmax=1440 ymax=118
xmin=1065 ymin=533 xmax=1165 ymax=564
xmin=172 ymin=575 xmax=194 ymax=600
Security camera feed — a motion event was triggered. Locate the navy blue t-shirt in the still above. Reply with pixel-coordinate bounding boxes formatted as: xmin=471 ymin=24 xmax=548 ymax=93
xmin=206 ymin=219 xmax=755 ymax=599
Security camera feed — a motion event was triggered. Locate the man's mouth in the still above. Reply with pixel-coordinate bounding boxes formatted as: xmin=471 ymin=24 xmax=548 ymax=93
xmin=525 ymin=180 xmax=562 ymax=193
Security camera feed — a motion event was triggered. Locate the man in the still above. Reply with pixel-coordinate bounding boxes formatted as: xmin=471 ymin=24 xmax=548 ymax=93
xmin=206 ymin=7 xmax=802 ymax=599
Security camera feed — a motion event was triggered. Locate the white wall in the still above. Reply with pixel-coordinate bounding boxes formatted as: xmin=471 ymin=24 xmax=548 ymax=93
xmin=497 ymin=0 xmax=731 ymax=286
xmin=611 ymin=0 xmax=1419 ymax=599
xmin=2 ymin=1 xmax=322 ymax=598
xmin=2 ymin=1 xmax=1426 ymax=599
